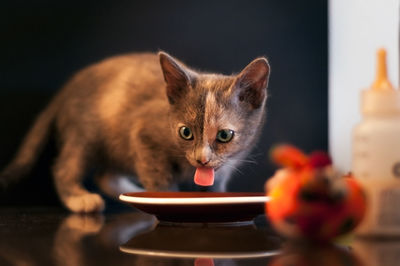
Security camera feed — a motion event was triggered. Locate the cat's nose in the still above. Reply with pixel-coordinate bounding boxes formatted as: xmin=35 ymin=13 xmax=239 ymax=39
xmin=195 ymin=146 xmax=212 ymax=166
xmin=196 ymin=159 xmax=210 ymax=166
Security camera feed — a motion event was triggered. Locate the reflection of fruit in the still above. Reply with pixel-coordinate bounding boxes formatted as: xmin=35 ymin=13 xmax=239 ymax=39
xmin=269 ymin=243 xmax=362 ymax=266
xmin=266 ymin=145 xmax=366 ymax=241
xmin=194 ymin=258 xmax=214 ymax=266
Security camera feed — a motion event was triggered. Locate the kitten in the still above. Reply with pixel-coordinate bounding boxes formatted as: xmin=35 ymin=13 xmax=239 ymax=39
xmin=0 ymin=52 xmax=270 ymax=213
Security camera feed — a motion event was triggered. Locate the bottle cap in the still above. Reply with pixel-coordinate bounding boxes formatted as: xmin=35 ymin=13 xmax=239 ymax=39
xmin=362 ymin=48 xmax=400 ymax=115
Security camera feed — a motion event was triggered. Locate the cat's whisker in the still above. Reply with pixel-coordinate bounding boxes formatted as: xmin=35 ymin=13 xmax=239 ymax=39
xmin=236 ymin=158 xmax=258 ymax=165
xmin=222 ymin=161 xmax=244 ymax=175
xmin=246 ymin=151 xmax=264 ymax=159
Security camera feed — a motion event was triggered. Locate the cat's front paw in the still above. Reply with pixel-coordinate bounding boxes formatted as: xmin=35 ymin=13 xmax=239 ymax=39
xmin=64 ymin=193 xmax=105 ymax=213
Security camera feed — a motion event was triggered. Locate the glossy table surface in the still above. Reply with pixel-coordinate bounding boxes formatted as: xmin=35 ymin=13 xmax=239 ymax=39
xmin=0 ymin=207 xmax=397 ymax=266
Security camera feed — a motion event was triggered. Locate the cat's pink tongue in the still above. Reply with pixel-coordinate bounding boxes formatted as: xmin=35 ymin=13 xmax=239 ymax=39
xmin=194 ymin=167 xmax=215 ymax=186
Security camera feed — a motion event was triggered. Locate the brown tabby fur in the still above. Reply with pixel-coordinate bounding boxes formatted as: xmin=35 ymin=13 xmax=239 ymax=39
xmin=0 ymin=52 xmax=270 ymax=212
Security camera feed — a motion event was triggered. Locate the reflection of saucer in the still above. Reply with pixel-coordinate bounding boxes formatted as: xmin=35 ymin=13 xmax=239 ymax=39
xmin=119 ymin=224 xmax=282 ymax=259
xmin=119 ymin=192 xmax=268 ymax=223
xmin=119 ymin=247 xmax=280 ymax=259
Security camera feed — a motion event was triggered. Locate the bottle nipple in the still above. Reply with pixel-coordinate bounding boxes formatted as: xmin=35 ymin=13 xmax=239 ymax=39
xmin=371 ymin=48 xmax=394 ymax=91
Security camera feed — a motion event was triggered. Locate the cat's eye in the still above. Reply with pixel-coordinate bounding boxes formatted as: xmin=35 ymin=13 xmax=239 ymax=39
xmin=179 ymin=126 xmax=193 ymax=140
xmin=216 ymin=129 xmax=234 ymax=143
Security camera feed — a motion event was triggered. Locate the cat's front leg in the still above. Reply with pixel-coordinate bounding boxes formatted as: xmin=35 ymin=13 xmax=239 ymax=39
xmin=96 ymin=174 xmax=145 ymax=199
xmin=53 ymin=140 xmax=105 ymax=213
xmin=136 ymin=165 xmax=175 ymax=191
xmin=134 ymin=155 xmax=175 ymax=191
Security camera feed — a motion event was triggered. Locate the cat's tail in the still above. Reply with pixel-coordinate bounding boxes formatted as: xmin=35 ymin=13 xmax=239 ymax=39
xmin=0 ymin=97 xmax=59 ymax=189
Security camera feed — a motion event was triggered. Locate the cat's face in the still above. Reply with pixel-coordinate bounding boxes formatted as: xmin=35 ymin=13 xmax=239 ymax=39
xmin=159 ymin=52 xmax=270 ymax=171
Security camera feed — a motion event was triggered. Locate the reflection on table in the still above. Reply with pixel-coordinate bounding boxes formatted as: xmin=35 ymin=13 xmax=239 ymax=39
xmin=120 ymin=221 xmax=282 ymax=263
xmin=0 ymin=208 xmax=399 ymax=266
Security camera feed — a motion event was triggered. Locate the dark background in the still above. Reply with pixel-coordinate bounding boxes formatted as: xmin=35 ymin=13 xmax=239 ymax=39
xmin=0 ymin=0 xmax=327 ymax=206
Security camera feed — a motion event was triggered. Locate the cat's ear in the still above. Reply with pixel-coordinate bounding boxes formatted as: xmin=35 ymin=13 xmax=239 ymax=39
xmin=159 ymin=52 xmax=193 ymax=104
xmin=233 ymin=57 xmax=270 ymax=109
